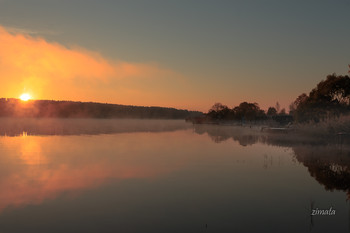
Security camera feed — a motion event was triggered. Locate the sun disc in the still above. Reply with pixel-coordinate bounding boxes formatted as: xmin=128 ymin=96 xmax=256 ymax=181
xmin=20 ymin=93 xmax=31 ymax=101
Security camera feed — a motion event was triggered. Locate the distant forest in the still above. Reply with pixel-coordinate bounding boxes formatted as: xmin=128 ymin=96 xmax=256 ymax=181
xmin=0 ymin=99 xmax=202 ymax=119
xmin=200 ymin=72 xmax=350 ymax=125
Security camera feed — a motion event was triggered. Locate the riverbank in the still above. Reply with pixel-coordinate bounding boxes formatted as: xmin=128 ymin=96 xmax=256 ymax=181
xmin=191 ymin=115 xmax=350 ymax=145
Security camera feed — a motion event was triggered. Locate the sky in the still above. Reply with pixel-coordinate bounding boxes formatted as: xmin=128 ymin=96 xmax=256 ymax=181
xmin=0 ymin=0 xmax=349 ymax=112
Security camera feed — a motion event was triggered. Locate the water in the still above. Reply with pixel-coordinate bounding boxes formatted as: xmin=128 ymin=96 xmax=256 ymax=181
xmin=0 ymin=119 xmax=349 ymax=233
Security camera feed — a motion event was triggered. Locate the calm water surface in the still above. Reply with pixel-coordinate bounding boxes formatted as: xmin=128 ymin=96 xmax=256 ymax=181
xmin=0 ymin=119 xmax=349 ymax=233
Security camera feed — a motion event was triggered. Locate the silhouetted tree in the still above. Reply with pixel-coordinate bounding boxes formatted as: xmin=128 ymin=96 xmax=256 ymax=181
xmin=267 ymin=107 xmax=277 ymax=116
xmin=0 ymin=98 xmax=202 ymax=119
xmin=275 ymin=102 xmax=280 ymax=113
xmin=206 ymin=102 xmax=266 ymax=122
xmin=233 ymin=102 xmax=266 ymax=121
xmin=293 ymin=73 xmax=350 ymax=122
xmin=209 ymin=103 xmax=228 ymax=112
xmin=288 ymin=102 xmax=296 ymax=116
xmin=279 ymin=108 xmax=286 ymax=115
xmin=208 ymin=103 xmax=234 ymax=120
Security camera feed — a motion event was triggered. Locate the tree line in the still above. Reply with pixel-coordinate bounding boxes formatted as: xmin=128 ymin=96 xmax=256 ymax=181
xmin=204 ymin=71 xmax=350 ymax=124
xmin=0 ymin=99 xmax=202 ymax=119
xmin=205 ymin=101 xmax=291 ymax=125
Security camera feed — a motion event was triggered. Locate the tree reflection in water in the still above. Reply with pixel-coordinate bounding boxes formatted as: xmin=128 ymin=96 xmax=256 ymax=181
xmin=194 ymin=124 xmax=350 ymax=198
xmin=194 ymin=124 xmax=350 ymax=230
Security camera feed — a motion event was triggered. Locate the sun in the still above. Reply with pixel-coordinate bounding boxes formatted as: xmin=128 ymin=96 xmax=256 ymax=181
xmin=19 ymin=93 xmax=31 ymax=101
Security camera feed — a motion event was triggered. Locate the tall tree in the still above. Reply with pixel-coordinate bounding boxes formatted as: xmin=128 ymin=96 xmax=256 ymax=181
xmin=267 ymin=107 xmax=277 ymax=116
xmin=275 ymin=102 xmax=280 ymax=113
xmin=293 ymin=73 xmax=350 ymax=122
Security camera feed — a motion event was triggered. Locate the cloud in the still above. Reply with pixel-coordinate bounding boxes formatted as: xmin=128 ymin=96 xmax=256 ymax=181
xmin=4 ymin=26 xmax=59 ymax=36
xmin=0 ymin=25 xmax=190 ymax=107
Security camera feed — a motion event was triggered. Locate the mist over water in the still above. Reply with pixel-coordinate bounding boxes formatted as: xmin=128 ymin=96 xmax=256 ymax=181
xmin=0 ymin=119 xmax=349 ymax=233
xmin=0 ymin=118 xmax=191 ymax=136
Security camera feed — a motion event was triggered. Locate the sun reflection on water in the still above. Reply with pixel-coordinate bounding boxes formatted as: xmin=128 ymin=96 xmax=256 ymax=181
xmin=0 ymin=131 xmax=193 ymax=212
xmin=19 ymin=135 xmax=46 ymax=165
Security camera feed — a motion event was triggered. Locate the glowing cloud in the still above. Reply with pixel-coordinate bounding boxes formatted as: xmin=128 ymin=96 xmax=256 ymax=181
xmin=0 ymin=26 xmax=195 ymax=108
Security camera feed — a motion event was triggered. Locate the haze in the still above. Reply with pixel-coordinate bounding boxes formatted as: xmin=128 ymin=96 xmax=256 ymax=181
xmin=0 ymin=0 xmax=349 ymax=111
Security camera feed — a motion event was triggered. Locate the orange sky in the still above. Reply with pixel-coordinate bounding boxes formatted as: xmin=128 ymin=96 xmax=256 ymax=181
xmin=0 ymin=2 xmax=349 ymax=112
xmin=0 ymin=25 xmax=327 ymax=112
xmin=0 ymin=26 xmax=207 ymax=110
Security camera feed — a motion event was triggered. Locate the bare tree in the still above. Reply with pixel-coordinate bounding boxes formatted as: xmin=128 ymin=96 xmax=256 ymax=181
xmin=275 ymin=102 xmax=280 ymax=113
